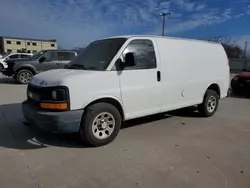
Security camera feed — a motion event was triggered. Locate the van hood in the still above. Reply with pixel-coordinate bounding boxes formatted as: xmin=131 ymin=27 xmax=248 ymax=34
xmin=30 ymin=69 xmax=98 ymax=87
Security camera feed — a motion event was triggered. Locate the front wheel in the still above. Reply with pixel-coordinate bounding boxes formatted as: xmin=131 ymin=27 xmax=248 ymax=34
xmin=198 ymin=90 xmax=219 ymax=117
xmin=80 ymin=103 xmax=122 ymax=147
xmin=16 ymin=69 xmax=33 ymax=84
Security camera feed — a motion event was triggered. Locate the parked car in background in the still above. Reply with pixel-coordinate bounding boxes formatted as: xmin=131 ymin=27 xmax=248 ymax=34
xmin=22 ymin=35 xmax=230 ymax=146
xmin=231 ymin=72 xmax=250 ymax=95
xmin=0 ymin=53 xmax=32 ymax=71
xmin=1 ymin=50 xmax=77 ymax=84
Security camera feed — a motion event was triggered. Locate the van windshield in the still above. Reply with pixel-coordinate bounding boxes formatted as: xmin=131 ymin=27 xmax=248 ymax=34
xmin=66 ymin=38 xmax=127 ymax=71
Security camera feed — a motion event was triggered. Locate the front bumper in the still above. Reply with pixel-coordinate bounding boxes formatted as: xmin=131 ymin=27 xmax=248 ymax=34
xmin=227 ymin=87 xmax=231 ymax=97
xmin=0 ymin=68 xmax=13 ymax=77
xmin=22 ymin=100 xmax=83 ymax=134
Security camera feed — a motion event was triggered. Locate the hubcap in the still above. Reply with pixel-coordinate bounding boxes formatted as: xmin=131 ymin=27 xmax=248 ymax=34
xmin=92 ymin=112 xmax=115 ymax=140
xmin=207 ymin=96 xmax=217 ymax=113
xmin=20 ymin=72 xmax=31 ymax=83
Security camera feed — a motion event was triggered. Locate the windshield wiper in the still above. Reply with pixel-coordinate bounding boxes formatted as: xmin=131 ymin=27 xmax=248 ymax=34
xmin=66 ymin=64 xmax=87 ymax=70
xmin=84 ymin=66 xmax=98 ymax=70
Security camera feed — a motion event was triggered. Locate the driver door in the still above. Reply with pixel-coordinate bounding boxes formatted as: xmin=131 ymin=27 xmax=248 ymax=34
xmin=118 ymin=39 xmax=162 ymax=119
xmin=37 ymin=51 xmax=59 ymax=72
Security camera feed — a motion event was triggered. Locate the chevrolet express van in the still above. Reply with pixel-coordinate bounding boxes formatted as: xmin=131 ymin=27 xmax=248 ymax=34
xmin=22 ymin=36 xmax=230 ymax=146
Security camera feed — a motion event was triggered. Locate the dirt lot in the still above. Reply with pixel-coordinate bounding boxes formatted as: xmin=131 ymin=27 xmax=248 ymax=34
xmin=0 ymin=76 xmax=250 ymax=188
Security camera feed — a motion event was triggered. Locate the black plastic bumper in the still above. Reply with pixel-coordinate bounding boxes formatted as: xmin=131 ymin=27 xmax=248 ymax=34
xmin=22 ymin=100 xmax=83 ymax=134
xmin=0 ymin=69 xmax=13 ymax=76
xmin=227 ymin=88 xmax=231 ymax=97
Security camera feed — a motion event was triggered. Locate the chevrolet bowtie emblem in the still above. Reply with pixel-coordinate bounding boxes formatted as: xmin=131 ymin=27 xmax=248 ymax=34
xmin=40 ymin=81 xmax=45 ymax=86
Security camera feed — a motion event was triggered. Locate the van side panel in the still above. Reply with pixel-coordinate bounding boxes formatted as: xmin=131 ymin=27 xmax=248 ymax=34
xmin=155 ymin=38 xmax=229 ymax=112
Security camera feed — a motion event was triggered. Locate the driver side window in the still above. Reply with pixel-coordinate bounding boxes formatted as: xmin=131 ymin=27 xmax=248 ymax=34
xmin=112 ymin=39 xmax=157 ymax=71
xmin=122 ymin=39 xmax=157 ymax=70
xmin=43 ymin=52 xmax=58 ymax=62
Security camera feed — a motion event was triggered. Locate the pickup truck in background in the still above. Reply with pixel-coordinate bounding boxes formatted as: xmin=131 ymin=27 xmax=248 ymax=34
xmin=1 ymin=50 xmax=77 ymax=84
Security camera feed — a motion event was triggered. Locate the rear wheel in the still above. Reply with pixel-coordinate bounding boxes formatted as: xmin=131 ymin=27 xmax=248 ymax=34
xmin=80 ymin=103 xmax=121 ymax=147
xmin=198 ymin=90 xmax=219 ymax=117
xmin=16 ymin=69 xmax=33 ymax=84
xmin=231 ymin=79 xmax=241 ymax=94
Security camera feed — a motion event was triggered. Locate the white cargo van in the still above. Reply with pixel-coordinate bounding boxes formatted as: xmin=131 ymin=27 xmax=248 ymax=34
xmin=22 ymin=36 xmax=230 ymax=146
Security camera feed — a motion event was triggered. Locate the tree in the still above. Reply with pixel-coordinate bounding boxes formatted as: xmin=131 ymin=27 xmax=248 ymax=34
xmin=204 ymin=36 xmax=246 ymax=58
xmin=21 ymin=48 xmax=27 ymax=53
xmin=222 ymin=44 xmax=244 ymax=58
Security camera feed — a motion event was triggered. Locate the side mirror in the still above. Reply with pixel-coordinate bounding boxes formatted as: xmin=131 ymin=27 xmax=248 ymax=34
xmin=115 ymin=58 xmax=124 ymax=70
xmin=124 ymin=52 xmax=136 ymax=67
xmin=39 ymin=57 xmax=46 ymax=63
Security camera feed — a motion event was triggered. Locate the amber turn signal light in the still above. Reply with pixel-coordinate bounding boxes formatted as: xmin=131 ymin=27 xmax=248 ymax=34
xmin=40 ymin=103 xmax=68 ymax=110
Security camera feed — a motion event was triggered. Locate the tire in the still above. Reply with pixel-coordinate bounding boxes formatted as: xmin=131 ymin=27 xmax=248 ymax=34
xmin=232 ymin=86 xmax=241 ymax=95
xmin=23 ymin=120 xmax=30 ymax=127
xmin=231 ymin=79 xmax=241 ymax=94
xmin=16 ymin=69 xmax=33 ymax=84
xmin=198 ymin=90 xmax=219 ymax=117
xmin=80 ymin=102 xmax=122 ymax=147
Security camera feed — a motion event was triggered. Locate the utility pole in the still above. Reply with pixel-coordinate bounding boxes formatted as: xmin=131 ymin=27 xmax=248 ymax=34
xmin=160 ymin=12 xmax=171 ymax=36
xmin=244 ymin=41 xmax=248 ymax=57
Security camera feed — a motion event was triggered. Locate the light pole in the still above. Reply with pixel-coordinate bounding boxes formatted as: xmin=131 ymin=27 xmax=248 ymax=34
xmin=244 ymin=41 xmax=248 ymax=58
xmin=160 ymin=12 xmax=171 ymax=36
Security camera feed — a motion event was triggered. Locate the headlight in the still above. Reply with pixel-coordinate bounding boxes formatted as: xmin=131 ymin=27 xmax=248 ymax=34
xmin=52 ymin=90 xmax=57 ymax=100
xmin=51 ymin=88 xmax=68 ymax=101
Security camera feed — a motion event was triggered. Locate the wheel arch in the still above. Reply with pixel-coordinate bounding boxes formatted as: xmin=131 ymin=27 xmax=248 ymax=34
xmin=15 ymin=65 xmax=36 ymax=76
xmin=84 ymin=97 xmax=125 ymax=120
xmin=206 ymin=83 xmax=221 ymax=98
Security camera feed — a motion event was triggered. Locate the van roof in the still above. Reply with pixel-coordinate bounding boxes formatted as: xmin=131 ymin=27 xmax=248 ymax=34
xmin=104 ymin=35 xmax=220 ymax=45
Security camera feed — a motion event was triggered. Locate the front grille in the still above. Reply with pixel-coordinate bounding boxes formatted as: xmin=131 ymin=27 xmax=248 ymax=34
xmin=27 ymin=84 xmax=70 ymax=110
xmin=7 ymin=62 xmax=14 ymax=72
xmin=2 ymin=62 xmax=15 ymax=76
xmin=27 ymin=98 xmax=40 ymax=108
xmin=28 ymin=85 xmax=53 ymax=100
xmin=27 ymin=85 xmax=53 ymax=108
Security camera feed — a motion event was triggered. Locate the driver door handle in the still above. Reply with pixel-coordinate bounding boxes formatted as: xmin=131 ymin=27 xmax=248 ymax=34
xmin=157 ymin=71 xmax=161 ymax=82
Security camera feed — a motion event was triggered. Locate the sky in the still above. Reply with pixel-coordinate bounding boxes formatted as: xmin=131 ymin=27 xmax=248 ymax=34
xmin=0 ymin=0 xmax=249 ymax=52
